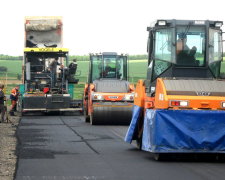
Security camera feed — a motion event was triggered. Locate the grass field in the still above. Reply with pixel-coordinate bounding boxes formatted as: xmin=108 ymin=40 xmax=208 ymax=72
xmin=3 ymin=59 xmax=225 ymax=100
xmin=0 ymin=59 xmax=147 ymax=100
xmin=0 ymin=60 xmax=22 ymax=77
xmin=0 ymin=59 xmax=148 ymax=82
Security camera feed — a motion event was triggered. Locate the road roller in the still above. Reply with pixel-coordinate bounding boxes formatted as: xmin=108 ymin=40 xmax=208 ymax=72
xmin=83 ymin=52 xmax=134 ymax=125
xmin=125 ymin=19 xmax=225 ymax=160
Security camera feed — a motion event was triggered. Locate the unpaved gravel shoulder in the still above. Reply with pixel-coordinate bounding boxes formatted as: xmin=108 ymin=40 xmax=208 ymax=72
xmin=0 ymin=113 xmax=20 ymax=180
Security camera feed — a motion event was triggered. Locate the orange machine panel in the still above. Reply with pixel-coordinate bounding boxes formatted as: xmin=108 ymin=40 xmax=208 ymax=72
xmin=134 ymin=80 xmax=146 ymax=108
xmin=154 ymin=78 xmax=225 ymax=110
xmin=154 ymin=78 xmax=169 ymax=109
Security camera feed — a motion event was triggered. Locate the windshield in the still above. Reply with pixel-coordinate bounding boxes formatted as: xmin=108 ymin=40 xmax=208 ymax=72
xmin=176 ymin=26 xmax=206 ymax=67
xmin=91 ymin=54 xmax=127 ymax=82
xmin=153 ymin=28 xmax=174 ymax=80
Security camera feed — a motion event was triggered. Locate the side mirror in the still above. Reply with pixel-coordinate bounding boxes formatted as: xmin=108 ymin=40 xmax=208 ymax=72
xmin=222 ymin=32 xmax=225 ymax=41
xmin=221 ymin=32 xmax=225 ymax=62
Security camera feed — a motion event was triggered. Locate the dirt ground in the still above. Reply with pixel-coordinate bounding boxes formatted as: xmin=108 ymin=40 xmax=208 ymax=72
xmin=0 ymin=112 xmax=20 ymax=180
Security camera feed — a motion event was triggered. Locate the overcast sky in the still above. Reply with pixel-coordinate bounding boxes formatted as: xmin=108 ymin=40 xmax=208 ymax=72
xmin=0 ymin=0 xmax=224 ymax=56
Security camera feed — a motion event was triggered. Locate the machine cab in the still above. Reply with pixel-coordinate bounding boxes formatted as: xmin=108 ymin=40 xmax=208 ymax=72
xmin=89 ymin=52 xmax=128 ymax=83
xmin=147 ymin=19 xmax=223 ymax=86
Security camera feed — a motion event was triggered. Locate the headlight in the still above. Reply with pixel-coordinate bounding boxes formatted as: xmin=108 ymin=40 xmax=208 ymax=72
xmin=221 ymin=102 xmax=225 ymax=108
xmin=157 ymin=20 xmax=167 ymax=26
xmin=92 ymin=93 xmax=104 ymax=100
xmin=215 ymin=21 xmax=223 ymax=27
xmin=123 ymin=93 xmax=134 ymax=101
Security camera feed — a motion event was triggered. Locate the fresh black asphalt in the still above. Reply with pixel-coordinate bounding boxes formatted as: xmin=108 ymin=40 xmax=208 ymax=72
xmin=15 ymin=115 xmax=225 ymax=180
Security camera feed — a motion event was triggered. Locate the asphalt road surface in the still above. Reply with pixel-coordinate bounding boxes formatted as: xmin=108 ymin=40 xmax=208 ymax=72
xmin=15 ymin=114 xmax=225 ymax=180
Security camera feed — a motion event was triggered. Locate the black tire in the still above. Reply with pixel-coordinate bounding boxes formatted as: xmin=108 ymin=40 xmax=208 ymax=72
xmin=83 ymin=96 xmax=90 ymax=122
xmin=216 ymin=154 xmax=225 ymax=162
xmin=83 ymin=103 xmax=90 ymax=123
xmin=136 ymin=114 xmax=144 ymax=150
xmin=153 ymin=153 xmax=160 ymax=161
xmin=90 ymin=112 xmax=99 ymax=125
xmin=136 ymin=134 xmax=142 ymax=150
xmin=90 ymin=113 xmax=93 ymax=125
xmin=84 ymin=108 xmax=90 ymax=123
xmin=153 ymin=153 xmax=167 ymax=161
xmin=90 ymin=113 xmax=95 ymax=125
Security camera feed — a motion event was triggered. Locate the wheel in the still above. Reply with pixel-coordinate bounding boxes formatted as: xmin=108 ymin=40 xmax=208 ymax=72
xmin=217 ymin=154 xmax=225 ymax=161
xmin=83 ymin=102 xmax=90 ymax=123
xmin=90 ymin=113 xmax=95 ymax=125
xmin=90 ymin=112 xmax=99 ymax=125
xmin=153 ymin=153 xmax=167 ymax=161
xmin=84 ymin=108 xmax=90 ymax=123
xmin=136 ymin=134 xmax=142 ymax=150
xmin=153 ymin=153 xmax=160 ymax=161
xmin=83 ymin=96 xmax=90 ymax=123
xmin=136 ymin=114 xmax=144 ymax=150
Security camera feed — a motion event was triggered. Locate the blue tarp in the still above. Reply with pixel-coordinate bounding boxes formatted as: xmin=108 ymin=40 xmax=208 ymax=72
xmin=124 ymin=105 xmax=142 ymax=143
xmin=142 ymin=109 xmax=225 ymax=153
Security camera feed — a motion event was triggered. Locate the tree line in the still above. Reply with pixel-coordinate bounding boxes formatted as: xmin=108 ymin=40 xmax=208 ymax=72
xmin=69 ymin=54 xmax=147 ymax=61
xmin=0 ymin=54 xmax=23 ymax=60
xmin=0 ymin=54 xmax=147 ymax=61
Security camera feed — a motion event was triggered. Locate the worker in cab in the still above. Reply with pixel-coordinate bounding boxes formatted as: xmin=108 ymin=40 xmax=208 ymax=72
xmin=101 ymin=60 xmax=116 ymax=78
xmin=10 ymin=86 xmax=19 ymax=116
xmin=176 ymin=33 xmax=197 ymax=66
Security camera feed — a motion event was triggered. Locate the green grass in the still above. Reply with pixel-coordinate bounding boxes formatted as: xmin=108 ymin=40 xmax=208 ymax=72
xmin=128 ymin=60 xmax=147 ymax=83
xmin=0 ymin=59 xmax=147 ymax=82
xmin=7 ymin=59 xmax=225 ymax=100
xmin=0 ymin=60 xmax=22 ymax=77
xmin=0 ymin=59 xmax=147 ymax=100
xmin=73 ymin=83 xmax=84 ymax=100
xmin=221 ymin=61 xmax=225 ymax=74
xmin=3 ymin=59 xmax=225 ymax=101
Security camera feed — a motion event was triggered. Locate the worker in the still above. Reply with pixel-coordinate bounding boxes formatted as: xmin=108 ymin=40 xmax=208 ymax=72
xmin=49 ymin=57 xmax=62 ymax=87
xmin=0 ymin=85 xmax=5 ymax=122
xmin=176 ymin=33 xmax=197 ymax=66
xmin=102 ymin=60 xmax=116 ymax=78
xmin=10 ymin=86 xmax=19 ymax=116
xmin=69 ymin=59 xmax=78 ymax=75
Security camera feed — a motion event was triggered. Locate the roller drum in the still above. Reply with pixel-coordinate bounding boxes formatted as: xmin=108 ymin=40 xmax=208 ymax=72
xmin=91 ymin=102 xmax=133 ymax=125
